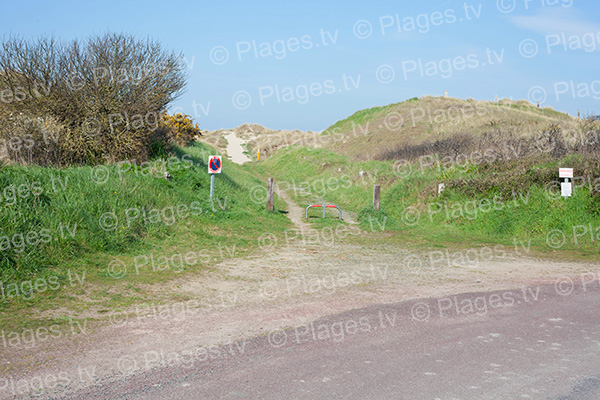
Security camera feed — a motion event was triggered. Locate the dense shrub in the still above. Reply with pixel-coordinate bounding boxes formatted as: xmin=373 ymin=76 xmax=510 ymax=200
xmin=160 ymin=112 xmax=202 ymax=146
xmin=0 ymin=33 xmax=187 ymax=166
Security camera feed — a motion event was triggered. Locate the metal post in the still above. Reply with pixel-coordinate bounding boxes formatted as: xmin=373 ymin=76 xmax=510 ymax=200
xmin=210 ymin=174 xmax=215 ymax=199
xmin=267 ymin=178 xmax=274 ymax=211
xmin=306 ymin=204 xmax=343 ymax=219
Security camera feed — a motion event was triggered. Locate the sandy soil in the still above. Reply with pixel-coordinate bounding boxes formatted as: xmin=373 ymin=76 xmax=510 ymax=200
xmin=2 ymin=190 xmax=599 ymax=399
xmin=224 ymin=131 xmax=252 ymax=164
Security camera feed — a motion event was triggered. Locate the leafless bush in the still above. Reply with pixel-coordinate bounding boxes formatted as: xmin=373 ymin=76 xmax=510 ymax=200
xmin=0 ymin=33 xmax=187 ymax=165
xmin=378 ymin=133 xmax=476 ymax=161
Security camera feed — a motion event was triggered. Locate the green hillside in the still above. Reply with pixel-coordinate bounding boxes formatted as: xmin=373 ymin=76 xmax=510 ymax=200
xmin=320 ymin=96 xmax=576 ymax=160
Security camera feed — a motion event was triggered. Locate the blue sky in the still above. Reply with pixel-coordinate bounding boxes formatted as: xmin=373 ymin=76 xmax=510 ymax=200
xmin=3 ymin=0 xmax=599 ymax=131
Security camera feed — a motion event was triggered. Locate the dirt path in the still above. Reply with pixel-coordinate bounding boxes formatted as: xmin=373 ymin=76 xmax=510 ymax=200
xmin=277 ymin=189 xmax=316 ymax=230
xmin=3 ymin=192 xmax=600 ymax=399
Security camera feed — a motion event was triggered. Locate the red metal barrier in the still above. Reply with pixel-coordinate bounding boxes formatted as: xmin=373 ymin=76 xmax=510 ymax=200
xmin=305 ymin=204 xmax=342 ymax=220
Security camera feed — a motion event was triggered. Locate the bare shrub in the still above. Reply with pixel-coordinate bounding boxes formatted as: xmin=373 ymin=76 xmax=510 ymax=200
xmin=0 ymin=33 xmax=187 ymax=165
xmin=378 ymin=133 xmax=476 ymax=161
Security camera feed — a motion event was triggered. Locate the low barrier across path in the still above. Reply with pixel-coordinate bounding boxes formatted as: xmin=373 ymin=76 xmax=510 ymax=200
xmin=305 ymin=204 xmax=342 ymax=220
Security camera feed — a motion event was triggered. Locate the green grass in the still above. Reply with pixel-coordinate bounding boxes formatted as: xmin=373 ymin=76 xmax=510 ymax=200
xmin=0 ymin=141 xmax=291 ymax=330
xmin=263 ymin=145 xmax=600 ymax=258
xmin=323 ymin=98 xmax=419 ymax=136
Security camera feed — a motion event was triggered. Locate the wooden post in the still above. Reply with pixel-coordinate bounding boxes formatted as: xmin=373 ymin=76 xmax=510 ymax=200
xmin=267 ymin=178 xmax=274 ymax=211
xmin=373 ymin=184 xmax=380 ymax=211
xmin=578 ymin=109 xmax=581 ymax=119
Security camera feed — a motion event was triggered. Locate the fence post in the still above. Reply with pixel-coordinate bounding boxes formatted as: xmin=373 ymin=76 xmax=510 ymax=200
xmin=373 ymin=184 xmax=380 ymax=211
xmin=267 ymin=178 xmax=274 ymax=211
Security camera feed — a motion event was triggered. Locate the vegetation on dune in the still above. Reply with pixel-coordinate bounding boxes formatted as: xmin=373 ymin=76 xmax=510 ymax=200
xmin=317 ymin=96 xmax=576 ymax=160
xmin=323 ymin=97 xmax=419 ymax=137
xmin=377 ymin=121 xmax=597 ymax=162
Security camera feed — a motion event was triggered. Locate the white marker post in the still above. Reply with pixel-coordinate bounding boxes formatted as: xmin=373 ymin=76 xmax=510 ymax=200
xmin=559 ymin=167 xmax=573 ymax=199
xmin=208 ymin=155 xmax=222 ymax=199
xmin=438 ymin=183 xmax=445 ymax=196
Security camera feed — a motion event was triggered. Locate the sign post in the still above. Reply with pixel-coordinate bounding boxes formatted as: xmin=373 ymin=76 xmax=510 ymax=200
xmin=208 ymin=155 xmax=222 ymax=200
xmin=559 ymin=167 xmax=573 ymax=199
xmin=210 ymin=174 xmax=215 ymax=199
